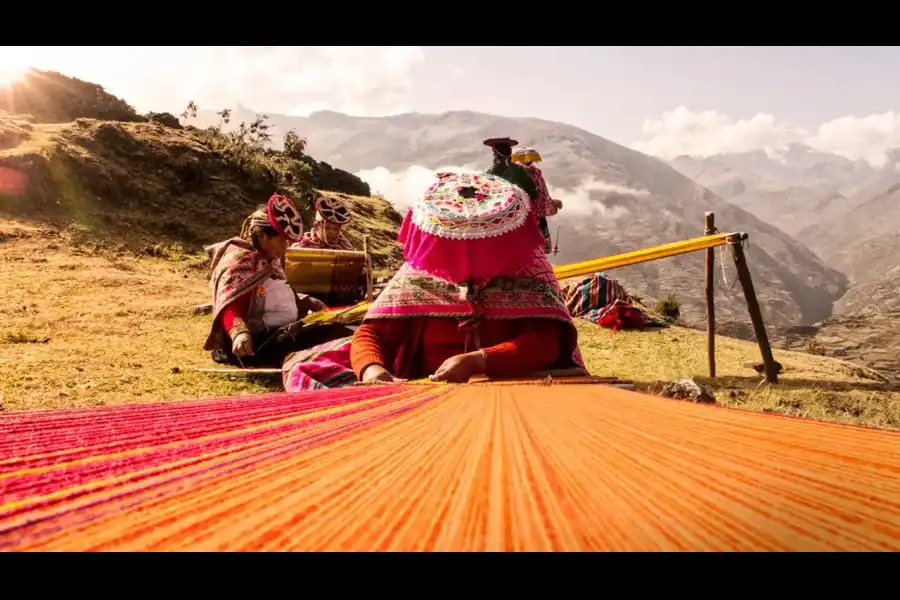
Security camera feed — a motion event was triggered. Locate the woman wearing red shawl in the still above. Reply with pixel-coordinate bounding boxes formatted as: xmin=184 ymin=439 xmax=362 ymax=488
xmin=204 ymin=193 xmax=330 ymax=368
xmin=512 ymin=147 xmax=562 ymax=254
xmin=351 ymin=172 xmax=585 ymax=384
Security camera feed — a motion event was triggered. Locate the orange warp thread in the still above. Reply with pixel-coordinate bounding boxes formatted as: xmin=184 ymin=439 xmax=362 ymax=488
xmin=1 ymin=383 xmax=899 ymax=551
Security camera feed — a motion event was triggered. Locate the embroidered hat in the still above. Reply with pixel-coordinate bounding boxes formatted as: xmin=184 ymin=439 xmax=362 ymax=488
xmin=314 ymin=196 xmax=351 ymax=225
xmin=241 ymin=193 xmax=304 ymax=242
xmin=398 ymin=172 xmax=545 ymax=285
xmin=410 ymin=172 xmax=531 ymax=240
xmin=266 ymin=193 xmax=304 ymax=241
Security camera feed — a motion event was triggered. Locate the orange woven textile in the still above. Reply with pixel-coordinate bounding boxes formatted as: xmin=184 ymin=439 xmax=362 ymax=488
xmin=1 ymin=383 xmax=899 ymax=551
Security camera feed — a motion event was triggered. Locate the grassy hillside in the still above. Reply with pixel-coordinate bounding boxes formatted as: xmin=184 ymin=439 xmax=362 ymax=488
xmin=0 ymin=111 xmax=402 ymax=270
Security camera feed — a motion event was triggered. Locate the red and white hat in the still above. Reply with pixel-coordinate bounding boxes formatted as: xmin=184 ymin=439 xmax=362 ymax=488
xmin=314 ymin=196 xmax=351 ymax=225
xmin=266 ymin=193 xmax=304 ymax=241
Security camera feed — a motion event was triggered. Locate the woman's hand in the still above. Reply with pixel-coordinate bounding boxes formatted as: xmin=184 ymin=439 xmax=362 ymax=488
xmin=232 ymin=332 xmax=254 ymax=357
xmin=430 ymin=352 xmax=486 ymax=383
xmin=555 ymin=199 xmax=563 ymax=210
xmin=361 ymin=364 xmax=407 ymax=384
xmin=298 ymin=294 xmax=327 ymax=314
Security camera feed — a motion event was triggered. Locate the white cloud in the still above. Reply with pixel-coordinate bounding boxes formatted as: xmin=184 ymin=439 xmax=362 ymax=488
xmin=549 ymin=177 xmax=647 ymax=219
xmin=0 ymin=46 xmax=424 ymax=117
xmin=807 ymin=112 xmax=900 ymax=167
xmin=632 ymin=105 xmax=900 ymax=167
xmin=632 ymin=106 xmax=800 ymax=159
xmin=355 ymin=165 xmax=475 ymax=211
xmin=356 ymin=166 xmax=643 ymax=222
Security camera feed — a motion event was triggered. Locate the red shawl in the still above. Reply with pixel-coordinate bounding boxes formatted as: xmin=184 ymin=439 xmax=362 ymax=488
xmin=526 ymin=165 xmax=558 ymax=219
xmin=203 ymin=238 xmax=282 ymax=352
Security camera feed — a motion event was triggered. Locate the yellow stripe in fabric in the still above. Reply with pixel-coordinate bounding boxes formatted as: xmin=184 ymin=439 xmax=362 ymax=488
xmin=300 ymin=233 xmax=736 ymax=324
xmin=552 ymin=232 xmax=733 ymax=282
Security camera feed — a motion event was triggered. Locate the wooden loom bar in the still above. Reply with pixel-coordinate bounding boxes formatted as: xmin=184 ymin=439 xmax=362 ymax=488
xmin=728 ymin=233 xmax=779 ymax=383
xmin=705 ymin=212 xmax=716 ymax=379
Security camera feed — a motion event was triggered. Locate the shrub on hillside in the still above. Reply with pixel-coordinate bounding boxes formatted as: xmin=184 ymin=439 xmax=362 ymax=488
xmin=655 ymin=293 xmax=681 ymax=323
xmin=0 ymin=69 xmax=144 ymax=124
xmin=806 ymin=337 xmax=826 ymax=356
xmin=146 ymin=112 xmax=182 ymax=129
xmin=181 ymin=101 xmax=318 ymax=219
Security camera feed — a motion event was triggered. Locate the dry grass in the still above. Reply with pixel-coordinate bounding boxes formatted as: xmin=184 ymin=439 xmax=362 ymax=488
xmin=0 ymin=220 xmax=268 ymax=412
xmin=577 ymin=320 xmax=900 ymax=430
xmin=1 ymin=217 xmax=898 ymax=430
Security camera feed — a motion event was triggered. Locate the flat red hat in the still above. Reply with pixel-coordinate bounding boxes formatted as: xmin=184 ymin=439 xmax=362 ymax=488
xmin=483 ymin=137 xmax=519 ymax=148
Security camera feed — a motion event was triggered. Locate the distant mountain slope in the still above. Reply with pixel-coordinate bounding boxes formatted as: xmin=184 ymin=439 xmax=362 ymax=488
xmin=670 ymin=144 xmax=900 ymax=317
xmin=802 ymin=183 xmax=900 ymax=315
xmin=193 ymin=108 xmax=847 ymax=329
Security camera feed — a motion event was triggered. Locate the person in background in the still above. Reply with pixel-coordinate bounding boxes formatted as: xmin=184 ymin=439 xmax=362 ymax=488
xmin=350 ymin=172 xmax=586 ymax=384
xmin=483 ymin=137 xmax=539 ymax=202
xmin=512 ymin=146 xmax=563 ymax=253
xmin=204 ymin=193 xmax=326 ymax=368
xmin=293 ymin=196 xmax=355 ymax=250
xmin=290 ymin=195 xmax=370 ymax=307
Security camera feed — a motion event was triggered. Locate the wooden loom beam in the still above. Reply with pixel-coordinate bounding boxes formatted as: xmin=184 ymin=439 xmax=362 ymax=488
xmin=705 ymin=213 xmax=716 ymax=379
xmin=728 ymin=233 xmax=778 ymax=383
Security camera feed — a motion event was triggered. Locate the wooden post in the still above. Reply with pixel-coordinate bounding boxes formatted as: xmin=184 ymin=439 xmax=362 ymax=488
xmin=704 ymin=212 xmax=716 ymax=379
xmin=728 ymin=234 xmax=778 ymax=383
xmin=363 ymin=235 xmax=374 ymax=302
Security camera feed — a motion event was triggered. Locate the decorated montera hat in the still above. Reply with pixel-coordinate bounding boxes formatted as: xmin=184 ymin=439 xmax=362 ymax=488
xmin=314 ymin=196 xmax=351 ymax=225
xmin=512 ymin=147 xmax=542 ymax=164
xmin=266 ymin=193 xmax=304 ymax=241
xmin=398 ymin=172 xmax=544 ymax=285
xmin=411 ymin=172 xmax=530 ymax=240
xmin=243 ymin=193 xmax=304 ymax=242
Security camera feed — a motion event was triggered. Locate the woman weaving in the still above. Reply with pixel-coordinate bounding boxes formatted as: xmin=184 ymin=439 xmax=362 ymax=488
xmin=204 ymin=193 xmax=327 ymax=368
xmin=351 ymin=172 xmax=585 ymax=384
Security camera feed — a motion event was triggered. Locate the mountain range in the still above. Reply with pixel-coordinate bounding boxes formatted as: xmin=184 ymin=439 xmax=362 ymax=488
xmin=670 ymin=144 xmax=900 ymax=318
xmin=192 ymin=106 xmax=898 ymax=339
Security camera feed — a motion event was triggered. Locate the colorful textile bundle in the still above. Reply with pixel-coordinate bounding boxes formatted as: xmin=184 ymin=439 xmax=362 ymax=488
xmin=282 ymin=336 xmax=356 ymax=392
xmin=562 ymin=273 xmax=664 ymax=331
xmin=2 ymin=383 xmax=898 ymax=551
xmin=563 ymin=272 xmax=631 ymax=322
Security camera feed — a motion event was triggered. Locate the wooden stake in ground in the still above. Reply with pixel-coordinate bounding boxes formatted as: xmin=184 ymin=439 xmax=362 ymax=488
xmin=705 ymin=212 xmax=716 ymax=379
xmin=729 ymin=234 xmax=779 ymax=383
